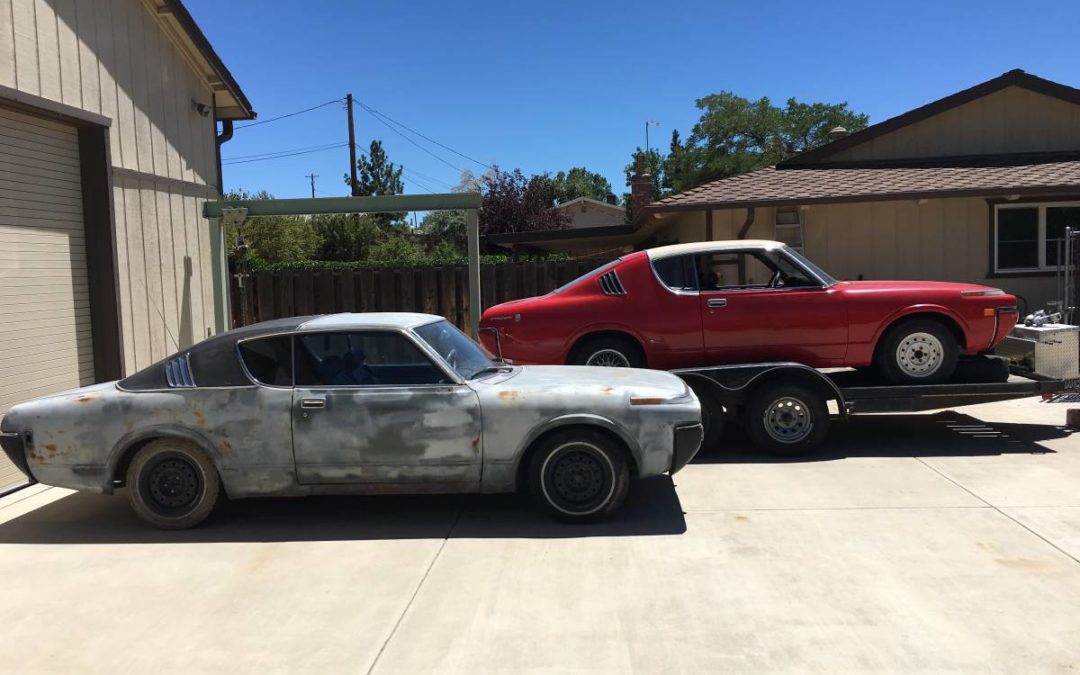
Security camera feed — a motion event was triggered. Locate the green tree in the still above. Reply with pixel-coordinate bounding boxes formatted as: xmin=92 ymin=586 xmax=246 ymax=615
xmin=345 ymin=139 xmax=406 ymax=230
xmin=419 ymin=209 xmax=466 ymax=237
xmin=223 ymin=189 xmax=319 ymax=263
xmin=311 ymin=213 xmax=380 ymax=261
xmin=547 ymin=167 xmax=617 ymax=204
xmin=479 ymin=167 xmax=569 ymax=235
xmin=365 ymin=234 xmax=425 ymax=262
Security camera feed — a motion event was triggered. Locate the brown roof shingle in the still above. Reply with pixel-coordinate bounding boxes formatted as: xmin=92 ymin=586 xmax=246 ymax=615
xmin=649 ymin=156 xmax=1080 ymax=212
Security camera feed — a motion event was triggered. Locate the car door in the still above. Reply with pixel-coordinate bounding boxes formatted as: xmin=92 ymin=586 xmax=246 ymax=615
xmin=696 ymin=250 xmax=848 ymax=366
xmin=291 ymin=330 xmax=482 ymax=485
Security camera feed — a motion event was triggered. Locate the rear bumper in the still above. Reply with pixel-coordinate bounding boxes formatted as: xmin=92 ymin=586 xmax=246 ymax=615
xmin=670 ymin=423 xmax=703 ymax=474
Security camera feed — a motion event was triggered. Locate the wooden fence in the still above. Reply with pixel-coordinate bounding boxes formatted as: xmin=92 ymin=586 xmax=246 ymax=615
xmin=229 ymin=259 xmax=609 ymax=330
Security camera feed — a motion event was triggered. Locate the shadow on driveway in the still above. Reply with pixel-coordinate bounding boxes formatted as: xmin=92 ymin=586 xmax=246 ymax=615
xmin=696 ymin=410 xmax=1074 ymax=464
xmin=0 ymin=476 xmax=686 ymax=545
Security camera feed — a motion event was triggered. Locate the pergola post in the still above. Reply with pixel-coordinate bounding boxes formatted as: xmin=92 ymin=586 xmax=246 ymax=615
xmin=466 ymin=209 xmax=481 ymax=338
xmin=208 ymin=217 xmax=230 ymax=333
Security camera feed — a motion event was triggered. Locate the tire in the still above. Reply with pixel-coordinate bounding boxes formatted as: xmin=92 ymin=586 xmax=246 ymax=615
xmin=688 ymin=381 xmax=725 ymax=453
xmin=528 ymin=429 xmax=630 ymax=523
xmin=126 ymin=438 xmax=221 ymax=530
xmin=875 ymin=319 xmax=959 ymax=384
xmin=744 ymin=382 xmax=829 ymax=456
xmin=567 ymin=335 xmax=645 ymax=368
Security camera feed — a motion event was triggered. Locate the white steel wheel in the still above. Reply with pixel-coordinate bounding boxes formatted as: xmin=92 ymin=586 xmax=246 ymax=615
xmin=762 ymin=396 xmax=814 ymax=444
xmin=586 ymin=348 xmax=631 ymax=368
xmin=894 ymin=331 xmax=945 ymax=378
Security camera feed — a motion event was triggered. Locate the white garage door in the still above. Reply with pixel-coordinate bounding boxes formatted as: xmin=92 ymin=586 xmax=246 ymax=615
xmin=0 ymin=105 xmax=94 ymax=491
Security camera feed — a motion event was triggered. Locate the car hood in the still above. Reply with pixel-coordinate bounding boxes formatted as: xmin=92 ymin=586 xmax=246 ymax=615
xmin=837 ymin=280 xmax=1001 ymax=294
xmin=474 ymin=365 xmax=690 ymax=400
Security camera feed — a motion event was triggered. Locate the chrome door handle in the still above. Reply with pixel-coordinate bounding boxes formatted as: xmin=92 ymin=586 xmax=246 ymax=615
xmin=707 ymin=298 xmax=727 ymax=308
xmin=300 ymin=398 xmax=326 ymax=410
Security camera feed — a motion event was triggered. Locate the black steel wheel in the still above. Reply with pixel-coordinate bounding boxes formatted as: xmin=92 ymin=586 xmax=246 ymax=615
xmin=127 ymin=439 xmax=221 ymax=529
xmin=528 ymin=429 xmax=629 ymax=522
xmin=744 ymin=382 xmax=829 ymax=456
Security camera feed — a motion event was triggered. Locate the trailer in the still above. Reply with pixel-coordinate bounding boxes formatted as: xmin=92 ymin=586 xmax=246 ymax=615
xmin=673 ymin=355 xmax=1078 ymax=455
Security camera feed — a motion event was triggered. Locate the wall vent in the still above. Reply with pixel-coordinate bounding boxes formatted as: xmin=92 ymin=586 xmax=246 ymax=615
xmin=165 ymin=353 xmax=196 ymax=388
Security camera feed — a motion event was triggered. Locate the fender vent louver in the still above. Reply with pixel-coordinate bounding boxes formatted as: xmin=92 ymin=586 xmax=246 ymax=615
xmin=165 ymin=354 xmax=196 ymax=388
xmin=598 ymin=270 xmax=627 ymax=296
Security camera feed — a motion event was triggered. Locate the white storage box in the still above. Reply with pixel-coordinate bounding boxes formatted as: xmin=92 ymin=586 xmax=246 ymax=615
xmin=1000 ymin=324 xmax=1080 ymax=380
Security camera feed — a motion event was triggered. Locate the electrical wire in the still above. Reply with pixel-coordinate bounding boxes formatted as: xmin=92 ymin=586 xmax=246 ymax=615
xmin=363 ymin=106 xmax=465 ymax=174
xmin=223 ymin=142 xmax=348 ymax=165
xmin=234 ymin=98 xmax=344 ymax=130
xmin=223 ymin=141 xmax=345 ymax=162
xmin=403 ymin=167 xmax=454 ymax=190
xmin=359 ymin=102 xmax=493 ymax=170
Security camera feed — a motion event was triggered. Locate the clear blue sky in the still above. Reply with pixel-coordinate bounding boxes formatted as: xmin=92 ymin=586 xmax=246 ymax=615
xmin=187 ymin=0 xmax=1080 ymax=202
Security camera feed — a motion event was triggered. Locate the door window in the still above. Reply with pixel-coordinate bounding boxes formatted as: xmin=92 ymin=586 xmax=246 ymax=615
xmin=651 ymin=255 xmax=697 ymax=291
xmin=296 ymin=332 xmax=450 ymax=387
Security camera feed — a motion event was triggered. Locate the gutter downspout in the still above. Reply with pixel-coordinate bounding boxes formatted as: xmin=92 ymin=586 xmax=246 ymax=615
xmin=210 ymin=118 xmax=235 ymax=334
xmin=737 ymin=207 xmax=755 ymax=283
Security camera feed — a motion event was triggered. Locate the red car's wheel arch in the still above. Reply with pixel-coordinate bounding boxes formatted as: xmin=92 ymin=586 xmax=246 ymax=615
xmin=867 ymin=306 xmax=970 ymax=362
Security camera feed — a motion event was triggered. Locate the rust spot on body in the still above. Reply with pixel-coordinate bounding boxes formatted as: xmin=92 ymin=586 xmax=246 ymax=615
xmin=193 ymin=411 xmax=206 ymax=428
xmin=471 ymin=436 xmax=480 ymax=448
xmin=221 ymin=439 xmax=232 ymax=450
xmin=498 ymin=390 xmax=521 ymax=400
xmin=76 ymin=395 xmax=96 ymax=403
xmin=735 ymin=515 xmax=749 ymax=522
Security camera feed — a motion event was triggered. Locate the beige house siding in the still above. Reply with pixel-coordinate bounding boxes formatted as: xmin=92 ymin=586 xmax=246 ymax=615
xmin=1 ymin=0 xmax=221 ymax=374
xmin=667 ymin=199 xmax=1057 ymax=311
xmin=827 ymin=86 xmax=1080 ymax=162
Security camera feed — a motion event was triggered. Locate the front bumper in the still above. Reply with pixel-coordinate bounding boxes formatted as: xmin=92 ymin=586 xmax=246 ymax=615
xmin=670 ymin=423 xmax=703 ymax=474
xmin=0 ymin=428 xmax=35 ymax=483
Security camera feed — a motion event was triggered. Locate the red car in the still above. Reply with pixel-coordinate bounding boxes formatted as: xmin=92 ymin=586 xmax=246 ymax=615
xmin=479 ymin=241 xmax=1019 ymax=384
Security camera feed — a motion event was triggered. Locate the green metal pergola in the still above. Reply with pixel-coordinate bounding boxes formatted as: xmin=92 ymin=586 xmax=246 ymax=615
xmin=203 ymin=192 xmax=484 ymax=336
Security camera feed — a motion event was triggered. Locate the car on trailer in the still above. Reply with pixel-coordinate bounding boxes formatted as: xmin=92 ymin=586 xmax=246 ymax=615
xmin=0 ymin=313 xmax=703 ymax=528
xmin=478 ymin=240 xmax=1020 ymax=385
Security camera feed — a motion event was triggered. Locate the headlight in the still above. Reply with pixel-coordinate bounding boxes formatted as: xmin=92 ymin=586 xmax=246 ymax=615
xmin=630 ymin=384 xmax=695 ymax=406
xmin=961 ymin=288 xmax=1005 ymax=297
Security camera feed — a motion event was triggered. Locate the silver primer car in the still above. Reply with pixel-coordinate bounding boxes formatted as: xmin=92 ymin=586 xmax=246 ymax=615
xmin=0 ymin=313 xmax=702 ymax=528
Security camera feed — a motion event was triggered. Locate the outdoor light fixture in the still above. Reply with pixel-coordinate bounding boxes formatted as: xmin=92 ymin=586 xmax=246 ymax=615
xmin=191 ymin=99 xmax=211 ymax=117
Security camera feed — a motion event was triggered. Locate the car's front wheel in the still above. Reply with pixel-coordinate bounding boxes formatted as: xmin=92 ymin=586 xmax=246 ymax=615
xmin=126 ymin=439 xmax=221 ymax=529
xmin=876 ymin=319 xmax=959 ymax=384
xmin=528 ymin=429 xmax=630 ymax=522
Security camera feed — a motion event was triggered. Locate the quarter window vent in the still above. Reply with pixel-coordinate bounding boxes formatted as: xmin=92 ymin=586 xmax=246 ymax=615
xmin=598 ymin=270 xmax=627 ymax=296
xmin=165 ymin=354 xmax=196 ymax=388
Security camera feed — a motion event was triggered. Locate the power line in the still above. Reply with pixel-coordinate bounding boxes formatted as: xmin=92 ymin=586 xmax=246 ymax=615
xmin=363 ymin=106 xmax=464 ymax=174
xmin=359 ymin=102 xmax=493 ymax=170
xmin=403 ymin=176 xmax=438 ymax=194
xmin=403 ymin=166 xmax=454 ymax=190
xmin=223 ymin=142 xmax=348 ymax=165
xmin=223 ymin=140 xmax=344 ymax=162
xmin=234 ymin=98 xmax=344 ymax=130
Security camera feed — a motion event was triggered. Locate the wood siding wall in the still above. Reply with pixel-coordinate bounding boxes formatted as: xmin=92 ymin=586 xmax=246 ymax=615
xmin=827 ymin=86 xmax=1080 ymax=162
xmin=1 ymin=0 xmax=221 ymax=374
xmin=670 ymin=199 xmax=1058 ymax=311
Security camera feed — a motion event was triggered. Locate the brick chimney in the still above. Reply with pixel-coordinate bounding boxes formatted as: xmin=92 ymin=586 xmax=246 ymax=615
xmin=629 ymin=156 xmax=654 ymax=224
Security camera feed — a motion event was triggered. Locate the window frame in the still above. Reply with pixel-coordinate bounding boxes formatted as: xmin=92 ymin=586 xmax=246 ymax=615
xmin=292 ymin=328 xmax=462 ymax=389
xmin=993 ymin=200 xmax=1080 ymax=273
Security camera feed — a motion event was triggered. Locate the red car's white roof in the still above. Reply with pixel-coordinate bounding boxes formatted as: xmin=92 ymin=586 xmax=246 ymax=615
xmin=646 ymin=240 xmax=786 ymax=260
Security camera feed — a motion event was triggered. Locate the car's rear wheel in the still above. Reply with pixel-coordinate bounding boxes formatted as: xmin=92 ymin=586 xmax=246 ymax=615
xmin=744 ymin=382 xmax=829 ymax=456
xmin=127 ymin=439 xmax=221 ymax=530
xmin=528 ymin=429 xmax=630 ymax=522
xmin=568 ymin=336 xmax=645 ymax=368
xmin=876 ymin=319 xmax=959 ymax=384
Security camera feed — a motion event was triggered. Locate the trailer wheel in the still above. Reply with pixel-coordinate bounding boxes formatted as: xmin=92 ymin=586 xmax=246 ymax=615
xmin=745 ymin=382 xmax=828 ymax=456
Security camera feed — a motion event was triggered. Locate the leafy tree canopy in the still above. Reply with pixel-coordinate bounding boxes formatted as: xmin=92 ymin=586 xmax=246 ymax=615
xmin=479 ymin=167 xmax=569 ymax=235
xmin=544 ymin=167 xmax=617 ymax=205
xmin=345 ymin=139 xmax=406 ymax=230
xmin=624 ymin=92 xmax=869 ymax=200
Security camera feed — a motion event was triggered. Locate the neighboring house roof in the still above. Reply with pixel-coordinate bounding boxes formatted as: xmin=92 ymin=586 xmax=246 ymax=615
xmin=156 ymin=0 xmax=255 ymax=120
xmin=649 ymin=154 xmax=1080 ymax=212
xmin=782 ymin=69 xmax=1080 ymax=168
xmin=555 ymin=197 xmax=625 ymax=214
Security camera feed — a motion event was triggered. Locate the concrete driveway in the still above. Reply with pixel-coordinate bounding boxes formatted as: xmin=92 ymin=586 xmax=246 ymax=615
xmin=0 ymin=398 xmax=1077 ymax=673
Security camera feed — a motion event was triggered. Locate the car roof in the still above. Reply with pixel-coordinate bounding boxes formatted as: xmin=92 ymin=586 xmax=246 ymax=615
xmin=296 ymin=312 xmax=445 ymax=332
xmin=646 ymin=240 xmax=786 ymax=260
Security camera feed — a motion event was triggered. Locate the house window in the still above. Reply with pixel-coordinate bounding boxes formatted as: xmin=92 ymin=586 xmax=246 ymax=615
xmin=995 ymin=202 xmax=1080 ymax=272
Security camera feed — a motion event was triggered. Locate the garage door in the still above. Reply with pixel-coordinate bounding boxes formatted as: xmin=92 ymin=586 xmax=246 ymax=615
xmin=0 ymin=105 xmax=94 ymax=491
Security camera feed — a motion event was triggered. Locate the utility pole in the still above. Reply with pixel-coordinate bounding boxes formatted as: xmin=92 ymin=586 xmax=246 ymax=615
xmin=346 ymin=93 xmax=359 ymax=196
xmin=306 ymin=173 xmax=318 ymax=199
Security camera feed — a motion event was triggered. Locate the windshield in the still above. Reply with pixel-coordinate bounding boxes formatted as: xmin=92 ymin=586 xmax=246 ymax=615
xmin=414 ymin=320 xmax=497 ymax=380
xmin=783 ymin=247 xmax=838 ymax=286
xmin=552 ymin=259 xmax=621 ymax=293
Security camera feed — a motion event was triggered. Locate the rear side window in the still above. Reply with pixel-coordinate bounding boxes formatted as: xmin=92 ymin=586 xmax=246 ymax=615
xmin=239 ymin=336 xmax=293 ymax=386
xmin=652 ymin=255 xmax=696 ymax=291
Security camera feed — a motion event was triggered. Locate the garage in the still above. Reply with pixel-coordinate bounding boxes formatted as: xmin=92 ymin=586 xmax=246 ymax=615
xmin=0 ymin=104 xmax=94 ymax=491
